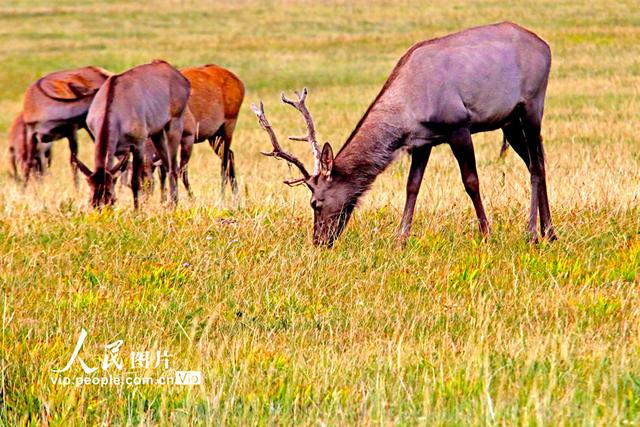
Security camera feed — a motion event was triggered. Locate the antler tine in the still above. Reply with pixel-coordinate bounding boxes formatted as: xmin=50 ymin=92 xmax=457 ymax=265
xmin=280 ymin=87 xmax=322 ymax=176
xmin=251 ymin=101 xmax=311 ymax=182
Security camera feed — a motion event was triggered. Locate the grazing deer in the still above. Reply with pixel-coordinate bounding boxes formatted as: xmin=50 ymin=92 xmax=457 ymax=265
xmin=253 ymin=22 xmax=556 ymax=246
xmin=181 ymin=64 xmax=245 ymax=197
xmin=21 ymin=66 xmax=111 ymax=184
xmin=71 ymin=60 xmax=190 ymax=208
xmin=139 ymin=64 xmax=244 ymax=199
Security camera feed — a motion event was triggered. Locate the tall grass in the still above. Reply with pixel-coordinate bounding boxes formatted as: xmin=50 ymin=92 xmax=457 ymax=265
xmin=1 ymin=0 xmax=639 ymax=424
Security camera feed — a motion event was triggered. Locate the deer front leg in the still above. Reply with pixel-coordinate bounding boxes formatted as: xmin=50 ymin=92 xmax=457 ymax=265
xmin=130 ymin=147 xmax=143 ymax=209
xmin=398 ymin=144 xmax=432 ymax=244
xmin=449 ymin=128 xmax=490 ymax=236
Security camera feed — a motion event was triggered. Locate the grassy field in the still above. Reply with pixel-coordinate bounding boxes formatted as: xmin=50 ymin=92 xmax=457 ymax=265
xmin=1 ymin=0 xmax=640 ymax=424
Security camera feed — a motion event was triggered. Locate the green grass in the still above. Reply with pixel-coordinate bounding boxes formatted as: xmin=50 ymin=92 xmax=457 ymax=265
xmin=1 ymin=0 xmax=640 ymax=425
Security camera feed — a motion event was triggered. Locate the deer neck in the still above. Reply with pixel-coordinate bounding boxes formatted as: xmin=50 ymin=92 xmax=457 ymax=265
xmin=93 ymin=78 xmax=118 ymax=171
xmin=333 ymin=106 xmax=405 ymax=194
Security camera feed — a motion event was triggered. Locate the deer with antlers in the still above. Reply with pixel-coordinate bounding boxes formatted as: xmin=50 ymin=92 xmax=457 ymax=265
xmin=253 ymin=22 xmax=556 ymax=246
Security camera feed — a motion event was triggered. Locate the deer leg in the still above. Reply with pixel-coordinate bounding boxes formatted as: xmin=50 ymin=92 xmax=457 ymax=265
xmin=130 ymin=147 xmax=143 ymax=209
xmin=140 ymin=139 xmax=155 ymax=194
xmin=228 ymin=149 xmax=238 ymax=201
xmin=220 ymin=136 xmax=230 ymax=199
xmin=449 ymin=128 xmax=490 ymax=236
xmin=503 ymin=122 xmax=539 ymax=242
xmin=34 ymin=134 xmax=47 ymax=178
xmin=68 ymin=129 xmax=79 ymax=188
xmin=180 ymin=132 xmax=194 ymax=198
xmin=9 ymin=147 xmax=17 ymax=181
xmin=524 ymin=123 xmax=557 ymax=241
xmin=398 ymin=144 xmax=432 ymax=244
xmin=164 ymin=120 xmax=183 ymax=206
xmin=223 ymin=120 xmax=239 ymax=199
xmin=23 ymin=130 xmax=36 ymax=186
xmin=150 ymin=132 xmax=170 ymax=204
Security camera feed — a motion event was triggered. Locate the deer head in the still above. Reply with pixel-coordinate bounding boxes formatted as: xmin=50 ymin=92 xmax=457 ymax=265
xmin=252 ymin=88 xmax=356 ymax=246
xmin=71 ymin=153 xmax=128 ymax=208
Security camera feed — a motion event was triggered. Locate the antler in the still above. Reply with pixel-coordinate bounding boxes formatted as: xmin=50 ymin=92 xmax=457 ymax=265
xmin=251 ymin=101 xmax=310 ymax=186
xmin=280 ymin=88 xmax=322 ymax=176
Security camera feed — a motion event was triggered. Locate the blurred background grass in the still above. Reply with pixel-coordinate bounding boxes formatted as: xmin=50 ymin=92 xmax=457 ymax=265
xmin=1 ymin=0 xmax=639 ymax=425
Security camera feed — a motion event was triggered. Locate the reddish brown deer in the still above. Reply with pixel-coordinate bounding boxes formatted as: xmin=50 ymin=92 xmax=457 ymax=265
xmin=21 ymin=66 xmax=111 ymax=184
xmin=181 ymin=64 xmax=245 ymax=197
xmin=254 ymin=22 xmax=556 ymax=246
xmin=71 ymin=60 xmax=190 ymax=208
xmin=140 ymin=64 xmax=244 ymax=199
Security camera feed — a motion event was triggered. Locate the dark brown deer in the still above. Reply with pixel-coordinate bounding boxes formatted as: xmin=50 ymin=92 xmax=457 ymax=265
xmin=71 ymin=60 xmax=190 ymax=208
xmin=21 ymin=66 xmax=111 ymax=184
xmin=254 ymin=22 xmax=556 ymax=246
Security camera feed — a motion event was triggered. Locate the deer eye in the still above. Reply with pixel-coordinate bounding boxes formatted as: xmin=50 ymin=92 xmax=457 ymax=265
xmin=311 ymin=199 xmax=323 ymax=210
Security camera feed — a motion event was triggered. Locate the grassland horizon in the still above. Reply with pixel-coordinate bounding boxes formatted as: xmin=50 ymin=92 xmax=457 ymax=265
xmin=1 ymin=0 xmax=639 ymax=425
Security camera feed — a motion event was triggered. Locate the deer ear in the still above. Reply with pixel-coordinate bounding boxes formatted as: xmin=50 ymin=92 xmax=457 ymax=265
xmin=320 ymin=142 xmax=334 ymax=177
xmin=71 ymin=153 xmax=93 ymax=177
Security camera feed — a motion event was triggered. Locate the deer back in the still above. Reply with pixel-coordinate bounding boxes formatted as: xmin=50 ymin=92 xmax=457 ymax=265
xmin=22 ymin=66 xmax=111 ymax=127
xmin=87 ymin=61 xmax=190 ymax=148
xmin=359 ymin=22 xmax=550 ymax=141
xmin=180 ymin=64 xmax=245 ymax=141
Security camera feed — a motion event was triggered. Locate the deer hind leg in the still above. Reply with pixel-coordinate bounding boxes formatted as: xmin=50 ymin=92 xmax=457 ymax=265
xmin=180 ymin=132 xmax=194 ymax=198
xmin=523 ymin=115 xmax=556 ymax=241
xmin=449 ymin=128 xmax=490 ymax=236
xmin=398 ymin=144 xmax=432 ymax=244
xmin=228 ymin=150 xmax=238 ymax=203
xmin=150 ymin=132 xmax=169 ymax=203
xmin=67 ymin=129 xmax=79 ymax=188
xmin=223 ymin=119 xmax=239 ymax=199
xmin=9 ymin=147 xmax=18 ymax=181
xmin=164 ymin=119 xmax=183 ymax=206
xmin=502 ymin=121 xmax=539 ymax=242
